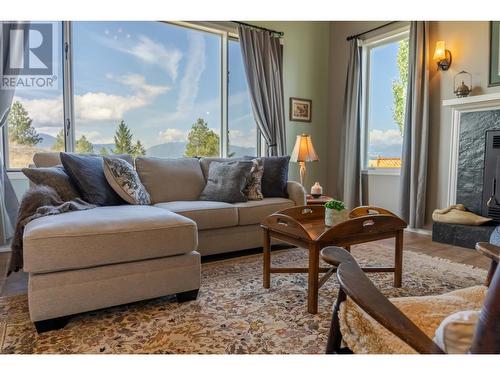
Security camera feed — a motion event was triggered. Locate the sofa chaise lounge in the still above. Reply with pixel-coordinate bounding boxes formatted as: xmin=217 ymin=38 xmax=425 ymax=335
xmin=23 ymin=153 xmax=306 ymax=330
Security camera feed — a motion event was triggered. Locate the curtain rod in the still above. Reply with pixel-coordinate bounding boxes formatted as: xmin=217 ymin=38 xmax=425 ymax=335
xmin=346 ymin=21 xmax=398 ymax=41
xmin=232 ymin=21 xmax=284 ymax=37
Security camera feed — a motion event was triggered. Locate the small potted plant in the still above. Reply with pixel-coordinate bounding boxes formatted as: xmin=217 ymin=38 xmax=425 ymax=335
xmin=324 ymin=199 xmax=346 ymax=227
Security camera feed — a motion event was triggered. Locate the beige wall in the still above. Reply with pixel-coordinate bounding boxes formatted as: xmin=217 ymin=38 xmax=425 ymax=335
xmin=328 ymin=21 xmax=500 ymax=227
xmin=428 ymin=21 xmax=500 ymax=226
xmin=253 ymin=21 xmax=331 ymax=192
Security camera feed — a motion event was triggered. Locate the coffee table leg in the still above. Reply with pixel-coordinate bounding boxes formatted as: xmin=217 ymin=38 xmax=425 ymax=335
xmin=394 ymin=230 xmax=403 ymax=287
xmin=263 ymin=229 xmax=271 ymax=289
xmin=308 ymin=244 xmax=320 ymax=314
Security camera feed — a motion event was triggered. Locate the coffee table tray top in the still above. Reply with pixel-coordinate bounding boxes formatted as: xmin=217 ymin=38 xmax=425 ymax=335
xmin=261 ymin=205 xmax=407 ymax=245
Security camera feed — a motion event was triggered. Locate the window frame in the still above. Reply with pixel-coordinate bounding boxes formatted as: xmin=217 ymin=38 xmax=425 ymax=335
xmin=6 ymin=21 xmax=260 ymax=172
xmin=360 ymin=25 xmax=410 ymax=175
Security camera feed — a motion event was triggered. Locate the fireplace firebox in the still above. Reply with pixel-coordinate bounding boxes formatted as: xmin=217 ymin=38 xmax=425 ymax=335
xmin=482 ymin=130 xmax=500 ymax=220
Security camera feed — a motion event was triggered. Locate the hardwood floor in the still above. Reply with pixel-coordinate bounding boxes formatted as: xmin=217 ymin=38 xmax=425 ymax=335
xmin=0 ymin=231 xmax=490 ymax=298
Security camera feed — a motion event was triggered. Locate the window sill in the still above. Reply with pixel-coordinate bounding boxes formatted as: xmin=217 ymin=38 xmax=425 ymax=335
xmin=7 ymin=171 xmax=27 ymax=180
xmin=362 ymin=169 xmax=401 ymax=176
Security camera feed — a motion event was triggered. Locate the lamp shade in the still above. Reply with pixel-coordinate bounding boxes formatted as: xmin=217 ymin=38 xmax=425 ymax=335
xmin=433 ymin=40 xmax=446 ymax=60
xmin=290 ymin=134 xmax=319 ymax=162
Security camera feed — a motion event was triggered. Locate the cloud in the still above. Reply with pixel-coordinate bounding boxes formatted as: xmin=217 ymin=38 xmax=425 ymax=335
xmin=113 ymin=35 xmax=183 ymax=81
xmin=369 ymin=129 xmax=403 ymax=146
xmin=108 ymin=73 xmax=170 ymax=97
xmin=14 ymin=74 xmax=168 ymax=127
xmin=12 ymin=96 xmax=63 ymax=126
xmin=83 ymin=131 xmax=114 ymax=144
xmin=159 ymin=128 xmax=187 ymax=142
xmin=162 ymin=32 xmax=206 ymax=123
xmin=229 ymin=127 xmax=257 ymax=148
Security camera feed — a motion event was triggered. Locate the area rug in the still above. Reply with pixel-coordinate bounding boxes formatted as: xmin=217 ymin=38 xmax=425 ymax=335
xmin=0 ymin=244 xmax=487 ymax=354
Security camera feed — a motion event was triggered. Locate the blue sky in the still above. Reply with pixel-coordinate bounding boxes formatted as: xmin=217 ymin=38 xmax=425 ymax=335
xmin=13 ymin=21 xmax=402 ymax=158
xmin=367 ymin=40 xmax=405 ymax=159
xmin=14 ymin=21 xmax=256 ymax=152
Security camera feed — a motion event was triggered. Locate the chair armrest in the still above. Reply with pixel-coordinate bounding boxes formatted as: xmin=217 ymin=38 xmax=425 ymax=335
xmin=476 ymin=242 xmax=500 ymax=262
xmin=336 ymin=256 xmax=444 ymax=354
xmin=286 ymin=180 xmax=306 ymax=206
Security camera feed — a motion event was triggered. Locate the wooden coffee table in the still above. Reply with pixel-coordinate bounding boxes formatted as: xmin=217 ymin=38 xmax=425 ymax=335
xmin=261 ymin=205 xmax=407 ymax=314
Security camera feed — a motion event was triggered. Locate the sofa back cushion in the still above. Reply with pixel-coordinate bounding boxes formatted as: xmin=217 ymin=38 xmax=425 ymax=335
xmin=135 ymin=157 xmax=205 ymax=203
xmin=33 ymin=152 xmax=134 ymax=167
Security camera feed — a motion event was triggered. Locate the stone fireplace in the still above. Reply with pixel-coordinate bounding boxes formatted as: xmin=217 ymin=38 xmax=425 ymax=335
xmin=433 ymin=93 xmax=500 ymax=249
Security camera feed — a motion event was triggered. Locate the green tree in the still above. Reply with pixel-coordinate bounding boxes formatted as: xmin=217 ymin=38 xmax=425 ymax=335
xmin=391 ymin=39 xmax=409 ymax=135
xmin=133 ymin=140 xmax=146 ymax=156
xmin=8 ymin=101 xmax=42 ymax=146
xmin=112 ymin=120 xmax=146 ymax=157
xmin=99 ymin=147 xmax=110 ymax=156
xmin=184 ymin=118 xmax=219 ymax=157
xmin=76 ymin=135 xmax=94 ymax=154
xmin=113 ymin=120 xmax=134 ymax=154
xmin=52 ymin=129 xmax=65 ymax=151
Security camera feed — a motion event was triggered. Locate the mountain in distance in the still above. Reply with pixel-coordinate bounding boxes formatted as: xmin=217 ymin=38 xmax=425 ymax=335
xmin=38 ymin=133 xmax=56 ymax=149
xmin=37 ymin=135 xmax=256 ymax=158
xmin=146 ymin=142 xmax=188 ymax=158
xmin=146 ymin=142 xmax=256 ymax=158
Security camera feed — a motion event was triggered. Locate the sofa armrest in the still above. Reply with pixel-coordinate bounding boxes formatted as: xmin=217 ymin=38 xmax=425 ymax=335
xmin=287 ymin=181 xmax=306 ymax=206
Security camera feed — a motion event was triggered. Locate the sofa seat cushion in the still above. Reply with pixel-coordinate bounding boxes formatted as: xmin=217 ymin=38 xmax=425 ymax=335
xmin=154 ymin=201 xmax=238 ymax=230
xmin=234 ymin=198 xmax=295 ymax=226
xmin=23 ymin=206 xmax=197 ymax=273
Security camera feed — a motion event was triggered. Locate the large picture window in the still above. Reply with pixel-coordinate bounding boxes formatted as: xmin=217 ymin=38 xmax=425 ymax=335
xmin=4 ymin=22 xmax=64 ymax=169
xmin=4 ymin=21 xmax=258 ymax=170
xmin=361 ymin=27 xmax=409 ymax=171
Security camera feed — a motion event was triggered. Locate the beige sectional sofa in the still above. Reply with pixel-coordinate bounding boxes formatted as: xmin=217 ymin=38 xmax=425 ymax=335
xmin=23 ymin=153 xmax=306 ymax=331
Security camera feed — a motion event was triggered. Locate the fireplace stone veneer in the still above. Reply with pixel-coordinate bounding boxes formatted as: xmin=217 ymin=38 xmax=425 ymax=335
xmin=434 ymin=95 xmax=500 ymax=249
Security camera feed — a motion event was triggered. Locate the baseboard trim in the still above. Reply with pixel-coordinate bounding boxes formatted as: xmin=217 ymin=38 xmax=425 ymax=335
xmin=0 ymin=246 xmax=11 ymax=253
xmin=405 ymin=227 xmax=432 ymax=236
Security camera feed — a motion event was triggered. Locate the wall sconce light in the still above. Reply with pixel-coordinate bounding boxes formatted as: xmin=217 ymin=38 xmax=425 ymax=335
xmin=433 ymin=40 xmax=452 ymax=71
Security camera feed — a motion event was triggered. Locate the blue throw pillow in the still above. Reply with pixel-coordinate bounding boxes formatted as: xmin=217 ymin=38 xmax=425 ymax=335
xmin=60 ymin=153 xmax=125 ymax=206
xmin=261 ymin=156 xmax=290 ymax=198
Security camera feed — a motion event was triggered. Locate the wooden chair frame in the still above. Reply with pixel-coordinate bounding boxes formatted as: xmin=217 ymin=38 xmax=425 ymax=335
xmin=322 ymin=243 xmax=500 ymax=354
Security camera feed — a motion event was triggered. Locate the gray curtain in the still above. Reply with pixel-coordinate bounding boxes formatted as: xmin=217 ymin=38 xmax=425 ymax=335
xmin=338 ymin=39 xmax=362 ymax=210
xmin=0 ymin=22 xmax=23 ymax=245
xmin=399 ymin=21 xmax=430 ymax=228
xmin=238 ymin=26 xmax=286 ymax=156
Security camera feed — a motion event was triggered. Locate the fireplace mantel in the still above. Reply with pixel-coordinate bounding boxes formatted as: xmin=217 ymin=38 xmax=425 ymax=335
xmin=444 ymin=92 xmax=500 ymax=207
xmin=443 ymin=92 xmax=500 ymax=108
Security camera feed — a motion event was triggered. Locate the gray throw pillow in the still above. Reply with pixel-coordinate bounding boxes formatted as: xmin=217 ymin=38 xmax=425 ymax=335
xmin=103 ymin=157 xmax=151 ymax=205
xmin=261 ymin=156 xmax=290 ymax=198
xmin=200 ymin=156 xmax=253 ymax=180
xmin=199 ymin=161 xmax=253 ymax=203
xmin=60 ymin=153 xmax=125 ymax=206
xmin=22 ymin=166 xmax=80 ymax=202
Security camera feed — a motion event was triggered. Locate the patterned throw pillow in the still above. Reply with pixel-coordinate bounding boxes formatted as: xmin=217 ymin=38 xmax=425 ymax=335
xmin=244 ymin=158 xmax=264 ymax=200
xmin=103 ymin=157 xmax=151 ymax=205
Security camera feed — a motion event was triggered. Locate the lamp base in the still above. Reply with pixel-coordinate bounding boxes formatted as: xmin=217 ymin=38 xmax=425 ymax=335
xmin=299 ymin=161 xmax=306 ymax=188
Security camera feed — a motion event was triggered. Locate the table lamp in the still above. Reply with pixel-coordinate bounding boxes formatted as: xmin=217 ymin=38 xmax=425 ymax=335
xmin=290 ymin=133 xmax=319 ymax=187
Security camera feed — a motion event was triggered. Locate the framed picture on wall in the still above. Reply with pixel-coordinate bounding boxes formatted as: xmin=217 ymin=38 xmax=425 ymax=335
xmin=489 ymin=21 xmax=500 ymax=86
xmin=289 ymin=97 xmax=312 ymax=122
